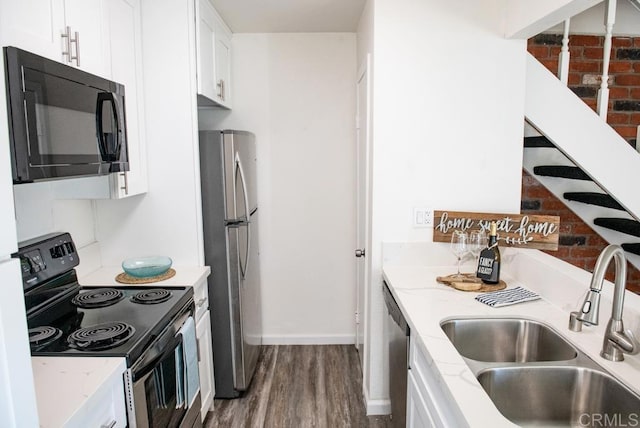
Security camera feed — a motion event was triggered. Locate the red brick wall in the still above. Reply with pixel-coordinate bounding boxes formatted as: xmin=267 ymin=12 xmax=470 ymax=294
xmin=525 ymin=34 xmax=640 ymax=294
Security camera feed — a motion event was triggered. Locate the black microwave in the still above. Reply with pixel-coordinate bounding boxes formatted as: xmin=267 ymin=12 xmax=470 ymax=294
xmin=4 ymin=46 xmax=129 ymax=183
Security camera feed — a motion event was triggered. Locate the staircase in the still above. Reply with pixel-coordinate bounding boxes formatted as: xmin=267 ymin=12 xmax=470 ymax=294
xmin=522 ymin=132 xmax=640 ymax=269
xmin=523 ymin=48 xmax=640 ymax=273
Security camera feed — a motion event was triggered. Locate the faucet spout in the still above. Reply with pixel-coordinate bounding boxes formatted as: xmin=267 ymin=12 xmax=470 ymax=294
xmin=568 ymin=244 xmax=639 ymax=361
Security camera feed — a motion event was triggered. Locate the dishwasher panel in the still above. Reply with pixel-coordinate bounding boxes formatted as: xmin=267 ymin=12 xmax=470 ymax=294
xmin=383 ymin=281 xmax=410 ymax=428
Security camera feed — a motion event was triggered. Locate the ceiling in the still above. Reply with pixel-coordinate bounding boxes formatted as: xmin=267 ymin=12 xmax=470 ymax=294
xmin=209 ymin=0 xmax=367 ymax=33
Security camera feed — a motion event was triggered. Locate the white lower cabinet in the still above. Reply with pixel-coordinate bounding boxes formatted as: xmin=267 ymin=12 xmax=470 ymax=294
xmin=407 ymin=370 xmax=437 ymax=428
xmin=71 ymin=365 xmax=127 ymax=428
xmin=193 ymin=276 xmax=215 ymax=420
xmin=407 ymin=334 xmax=466 ymax=428
xmin=196 ymin=309 xmax=215 ymax=420
xmin=31 ymin=357 xmax=127 ymax=428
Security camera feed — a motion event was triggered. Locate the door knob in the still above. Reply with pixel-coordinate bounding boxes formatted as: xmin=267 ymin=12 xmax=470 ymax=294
xmin=355 ymin=249 xmax=365 ymax=258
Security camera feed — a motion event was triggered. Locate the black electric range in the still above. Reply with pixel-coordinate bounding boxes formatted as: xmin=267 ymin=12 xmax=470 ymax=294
xmin=16 ymin=232 xmax=193 ymax=366
xmin=16 ymin=232 xmax=203 ymax=428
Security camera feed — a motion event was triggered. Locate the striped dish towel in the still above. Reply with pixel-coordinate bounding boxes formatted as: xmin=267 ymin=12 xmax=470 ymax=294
xmin=475 ymin=286 xmax=540 ymax=308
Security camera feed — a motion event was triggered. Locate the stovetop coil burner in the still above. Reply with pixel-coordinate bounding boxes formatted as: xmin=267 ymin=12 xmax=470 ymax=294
xmin=131 ymin=288 xmax=173 ymax=305
xmin=29 ymin=326 xmax=62 ymax=349
xmin=72 ymin=288 xmax=124 ymax=308
xmin=67 ymin=321 xmax=136 ymax=351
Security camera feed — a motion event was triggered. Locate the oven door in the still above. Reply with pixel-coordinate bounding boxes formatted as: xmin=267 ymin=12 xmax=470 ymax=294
xmin=130 ymin=333 xmax=186 ymax=428
xmin=126 ymin=309 xmax=202 ymax=428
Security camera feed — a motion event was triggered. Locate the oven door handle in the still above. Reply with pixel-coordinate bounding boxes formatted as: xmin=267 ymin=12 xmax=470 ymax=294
xmin=131 ymin=335 xmax=183 ymax=381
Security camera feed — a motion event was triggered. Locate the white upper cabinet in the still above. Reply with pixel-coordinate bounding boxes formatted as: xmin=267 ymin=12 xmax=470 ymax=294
xmin=215 ymin=29 xmax=231 ymax=105
xmin=0 ymin=0 xmax=148 ymax=200
xmin=0 ymin=0 xmax=65 ymax=62
xmin=196 ymin=0 xmax=232 ymax=108
xmin=105 ymin=0 xmax=147 ymax=198
xmin=0 ymin=0 xmax=109 ymax=77
xmin=63 ymin=0 xmax=110 ymax=77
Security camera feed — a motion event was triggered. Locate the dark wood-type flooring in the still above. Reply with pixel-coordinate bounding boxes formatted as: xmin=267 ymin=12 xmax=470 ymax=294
xmin=204 ymin=345 xmax=392 ymax=428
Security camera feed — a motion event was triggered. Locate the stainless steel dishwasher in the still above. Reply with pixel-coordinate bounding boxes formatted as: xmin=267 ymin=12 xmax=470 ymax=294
xmin=383 ymin=281 xmax=410 ymax=428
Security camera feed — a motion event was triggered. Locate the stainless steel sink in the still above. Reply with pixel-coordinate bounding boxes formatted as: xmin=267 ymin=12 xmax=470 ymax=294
xmin=440 ymin=318 xmax=577 ymax=362
xmin=440 ymin=317 xmax=640 ymax=427
xmin=477 ymin=366 xmax=640 ymax=427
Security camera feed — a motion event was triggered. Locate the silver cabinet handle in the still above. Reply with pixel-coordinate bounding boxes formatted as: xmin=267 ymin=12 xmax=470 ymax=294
xmin=61 ymin=26 xmax=80 ymax=66
xmin=119 ymin=172 xmax=129 ymax=195
xmin=216 ymin=79 xmax=225 ymax=101
xmin=355 ymin=249 xmax=365 ymax=258
xmin=196 ymin=297 xmax=206 ymax=308
xmin=61 ymin=26 xmax=72 ymax=63
xmin=101 ymin=421 xmax=116 ymax=428
xmin=70 ymin=29 xmax=80 ymax=66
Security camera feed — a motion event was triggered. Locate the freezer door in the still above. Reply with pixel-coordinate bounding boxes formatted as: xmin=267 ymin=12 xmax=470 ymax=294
xmin=223 ymin=131 xmax=257 ymax=223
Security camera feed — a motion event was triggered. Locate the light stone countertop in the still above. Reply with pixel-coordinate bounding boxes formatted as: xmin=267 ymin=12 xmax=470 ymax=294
xmin=382 ymin=245 xmax=640 ymax=428
xmin=79 ymin=265 xmax=211 ymax=288
xmin=32 ymin=357 xmax=126 ymax=428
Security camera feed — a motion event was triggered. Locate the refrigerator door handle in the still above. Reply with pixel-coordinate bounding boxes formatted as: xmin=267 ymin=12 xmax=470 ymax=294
xmin=235 ymin=153 xmax=251 ymax=279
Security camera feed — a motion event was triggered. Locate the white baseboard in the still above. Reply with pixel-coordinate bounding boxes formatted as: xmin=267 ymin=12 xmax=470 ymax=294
xmin=261 ymin=334 xmax=355 ymax=345
xmin=363 ymin=387 xmax=391 ymax=415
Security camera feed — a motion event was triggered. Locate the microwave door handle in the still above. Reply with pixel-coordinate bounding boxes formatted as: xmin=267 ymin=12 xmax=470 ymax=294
xmin=95 ymin=92 xmax=121 ymax=162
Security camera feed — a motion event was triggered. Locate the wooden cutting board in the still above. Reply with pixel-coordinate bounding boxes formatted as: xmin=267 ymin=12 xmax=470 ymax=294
xmin=436 ymin=273 xmax=506 ymax=292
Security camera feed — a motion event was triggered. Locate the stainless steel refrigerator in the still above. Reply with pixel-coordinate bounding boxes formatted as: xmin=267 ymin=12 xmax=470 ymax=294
xmin=199 ymin=130 xmax=262 ymax=398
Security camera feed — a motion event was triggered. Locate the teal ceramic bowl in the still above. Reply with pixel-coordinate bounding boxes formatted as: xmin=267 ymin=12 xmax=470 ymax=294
xmin=122 ymin=256 xmax=172 ymax=278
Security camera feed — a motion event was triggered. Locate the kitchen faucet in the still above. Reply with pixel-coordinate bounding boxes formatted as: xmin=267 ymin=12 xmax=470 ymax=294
xmin=569 ymin=245 xmax=639 ymax=361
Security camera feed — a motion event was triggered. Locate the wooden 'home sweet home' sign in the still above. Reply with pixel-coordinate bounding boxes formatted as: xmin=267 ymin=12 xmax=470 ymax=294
xmin=433 ymin=210 xmax=560 ymax=250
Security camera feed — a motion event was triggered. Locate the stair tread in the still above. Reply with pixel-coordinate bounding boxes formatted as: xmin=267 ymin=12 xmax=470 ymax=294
xmin=524 ymin=136 xmax=555 ymax=148
xmin=594 ymin=218 xmax=640 ymax=238
xmin=622 ymin=243 xmax=640 ymax=256
xmin=563 ymin=192 xmax=625 ymax=211
xmin=533 ymin=165 xmax=591 ymax=181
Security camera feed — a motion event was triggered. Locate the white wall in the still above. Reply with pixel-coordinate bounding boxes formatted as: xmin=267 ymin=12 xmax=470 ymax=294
xmin=95 ymin=0 xmax=204 ymax=267
xmin=12 ymin=183 xmax=97 ymax=247
xmin=362 ymin=0 xmax=527 ymax=410
xmin=199 ymin=33 xmax=358 ymax=343
xmin=505 ymin=0 xmax=602 ymax=38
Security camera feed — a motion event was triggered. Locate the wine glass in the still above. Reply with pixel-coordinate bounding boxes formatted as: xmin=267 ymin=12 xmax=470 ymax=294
xmin=450 ymin=231 xmax=468 ymax=278
xmin=469 ymin=230 xmax=488 ymax=268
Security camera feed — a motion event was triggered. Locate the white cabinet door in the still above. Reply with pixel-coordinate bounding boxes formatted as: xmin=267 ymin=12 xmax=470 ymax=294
xmin=105 ymin=0 xmax=147 ymax=198
xmin=64 ymin=0 xmax=110 ymax=76
xmin=409 ymin=337 xmax=465 ymax=428
xmin=0 ymin=0 xmax=109 ymax=76
xmin=407 ymin=370 xmax=436 ymax=428
xmin=196 ymin=0 xmax=218 ymax=102
xmin=215 ymin=30 xmax=231 ymax=106
xmin=195 ymin=0 xmax=232 ymax=108
xmin=0 ymin=0 xmax=65 ymax=62
xmin=196 ymin=310 xmax=215 ymax=420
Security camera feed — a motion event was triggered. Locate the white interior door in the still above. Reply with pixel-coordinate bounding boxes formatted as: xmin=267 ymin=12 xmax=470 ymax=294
xmin=355 ymin=55 xmax=371 ymax=364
